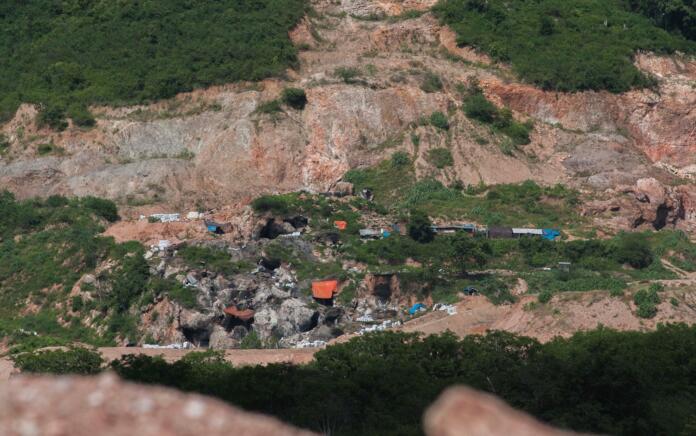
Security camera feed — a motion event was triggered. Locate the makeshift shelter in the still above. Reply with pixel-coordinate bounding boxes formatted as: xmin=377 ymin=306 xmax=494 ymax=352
xmin=334 ymin=221 xmax=348 ymax=231
xmin=359 ymin=229 xmax=381 ymax=240
xmin=409 ymin=303 xmax=426 ymax=315
xmin=512 ymin=228 xmax=544 ymax=237
xmin=205 ymin=220 xmax=225 ymax=234
xmin=542 ymin=229 xmax=561 ymax=241
xmin=312 ymin=280 xmax=338 ymax=305
xmin=224 ymin=306 xmax=255 ymax=322
xmin=488 ymin=227 xmax=514 ymax=239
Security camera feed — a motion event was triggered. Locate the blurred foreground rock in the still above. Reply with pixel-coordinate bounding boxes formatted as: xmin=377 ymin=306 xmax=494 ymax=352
xmin=0 ymin=375 xmax=591 ymax=436
xmin=424 ymin=386 xmax=583 ymax=436
xmin=0 ymin=373 xmax=315 ymax=436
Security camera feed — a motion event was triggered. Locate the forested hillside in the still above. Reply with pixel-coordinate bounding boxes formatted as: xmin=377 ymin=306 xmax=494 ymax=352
xmin=0 ymin=0 xmax=307 ymax=127
xmin=434 ymin=0 xmax=696 ymax=92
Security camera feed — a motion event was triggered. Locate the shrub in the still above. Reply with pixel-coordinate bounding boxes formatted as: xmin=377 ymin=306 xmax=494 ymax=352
xmin=429 ymin=111 xmax=449 ymax=130
xmin=255 ymin=100 xmax=283 ymax=114
xmin=13 ymin=348 xmax=104 ymax=375
xmin=251 ymin=195 xmax=290 ymax=215
xmin=421 ymin=72 xmax=443 ymax=93
xmin=37 ymin=104 xmax=68 ymax=131
xmin=427 ymin=148 xmax=454 ymax=168
xmin=391 ymin=151 xmax=411 ymax=167
xmin=240 ymin=331 xmax=263 ymax=349
xmin=408 ymin=210 xmax=434 ymax=243
xmin=634 ymin=288 xmax=660 ymax=319
xmin=68 ymin=104 xmax=96 ymax=128
xmin=334 ymin=67 xmax=361 ymax=83
xmin=71 ymin=296 xmax=84 ymax=312
xmin=464 ymin=92 xmax=498 ymax=123
xmin=82 ymin=196 xmax=119 ymax=222
xmin=613 ymin=233 xmax=654 ymax=269
xmin=281 ymin=88 xmax=307 ymax=110
xmin=538 ymin=290 xmax=552 ymax=303
xmin=0 ymin=133 xmax=9 ymax=151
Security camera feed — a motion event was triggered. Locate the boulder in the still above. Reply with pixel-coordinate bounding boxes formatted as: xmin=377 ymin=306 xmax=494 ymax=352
xmin=253 ymin=307 xmax=279 ymax=341
xmin=424 ymin=386 xmax=582 ymax=436
xmin=0 ymin=374 xmax=315 ymax=436
xmin=209 ymin=325 xmax=237 ymax=349
xmin=278 ymin=298 xmax=318 ymax=336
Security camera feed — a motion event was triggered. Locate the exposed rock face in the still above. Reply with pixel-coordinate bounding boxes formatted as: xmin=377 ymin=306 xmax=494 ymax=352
xmin=1 ymin=0 xmax=693 ymax=220
xmin=0 ymin=373 xmax=316 ymax=436
xmin=583 ymin=178 xmax=696 ymax=233
xmin=424 ymin=386 xmax=583 ymax=436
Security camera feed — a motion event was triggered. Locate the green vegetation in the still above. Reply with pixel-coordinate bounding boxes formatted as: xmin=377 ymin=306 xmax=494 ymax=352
xmin=434 ymin=0 xmax=696 ymax=92
xmin=427 ymin=148 xmax=454 ymax=168
xmin=23 ymin=326 xmax=696 ymax=435
xmin=408 ymin=210 xmax=435 ymax=243
xmin=240 ymin=331 xmax=263 ymax=349
xmin=255 ymin=99 xmax=283 ymax=114
xmin=463 ymin=82 xmax=533 ymax=145
xmin=179 ymin=245 xmax=252 ymax=277
xmin=281 ymin=88 xmax=308 ymax=110
xmin=420 ymin=71 xmax=444 ymax=93
xmin=429 ymin=111 xmax=450 ymax=130
xmin=0 ymin=0 xmax=308 ymax=126
xmin=13 ymin=347 xmax=103 ymax=375
xmin=634 ymin=287 xmax=661 ymax=318
xmin=334 ymin=66 xmax=362 ymax=84
xmin=344 ymin=157 xmax=416 ymax=206
xmin=0 ymin=191 xmax=188 ymax=351
xmin=625 ymin=1 xmax=695 ymax=40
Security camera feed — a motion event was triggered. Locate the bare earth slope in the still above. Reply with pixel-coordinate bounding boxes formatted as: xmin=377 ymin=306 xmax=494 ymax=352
xmin=1 ymin=0 xmax=694 ymax=214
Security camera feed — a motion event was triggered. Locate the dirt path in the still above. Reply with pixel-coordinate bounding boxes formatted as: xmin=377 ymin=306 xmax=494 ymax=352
xmin=0 ymin=348 xmax=319 ymax=381
xmin=99 ymin=347 xmax=318 ymax=366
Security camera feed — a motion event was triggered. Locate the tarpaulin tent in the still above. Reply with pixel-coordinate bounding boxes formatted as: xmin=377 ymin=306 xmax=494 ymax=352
xmin=334 ymin=221 xmax=348 ymax=231
xmin=224 ymin=306 xmax=255 ymax=322
xmin=312 ymin=280 xmax=338 ymax=299
xmin=409 ymin=303 xmax=426 ymax=315
xmin=542 ymin=229 xmax=561 ymax=240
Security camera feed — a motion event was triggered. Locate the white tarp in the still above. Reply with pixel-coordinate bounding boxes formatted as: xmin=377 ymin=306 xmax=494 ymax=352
xmin=143 ymin=342 xmax=193 ymax=349
xmin=149 ymin=213 xmax=181 ymax=223
xmin=512 ymin=228 xmax=543 ymax=235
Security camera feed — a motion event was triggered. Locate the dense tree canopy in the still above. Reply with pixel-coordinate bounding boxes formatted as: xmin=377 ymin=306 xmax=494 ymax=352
xmin=17 ymin=326 xmax=696 ymax=435
xmin=0 ymin=0 xmax=307 ymax=125
xmin=434 ymin=0 xmax=696 ymax=92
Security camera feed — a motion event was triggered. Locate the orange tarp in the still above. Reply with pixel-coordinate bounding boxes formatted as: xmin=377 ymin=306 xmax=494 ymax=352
xmin=224 ymin=306 xmax=255 ymax=321
xmin=312 ymin=280 xmax=338 ymax=299
xmin=334 ymin=221 xmax=348 ymax=230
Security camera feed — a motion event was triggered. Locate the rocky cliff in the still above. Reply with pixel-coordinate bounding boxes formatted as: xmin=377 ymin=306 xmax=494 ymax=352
xmin=1 ymin=0 xmax=694 ymax=226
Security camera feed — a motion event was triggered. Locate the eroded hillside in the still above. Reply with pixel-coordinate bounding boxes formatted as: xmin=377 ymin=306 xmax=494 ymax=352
xmin=0 ymin=0 xmax=694 ymax=222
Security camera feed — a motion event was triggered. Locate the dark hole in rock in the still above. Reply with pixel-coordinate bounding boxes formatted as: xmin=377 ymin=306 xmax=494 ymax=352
xmin=324 ymin=307 xmax=343 ymax=325
xmin=259 ymin=219 xmax=287 ymax=239
xmin=260 ymin=257 xmax=281 ymax=270
xmin=374 ymin=278 xmax=392 ymax=300
xmin=181 ymin=326 xmax=211 ymax=347
xmin=653 ymin=204 xmax=669 ymax=230
xmin=285 ymin=216 xmax=308 ymax=229
xmin=300 ymin=312 xmax=320 ymax=333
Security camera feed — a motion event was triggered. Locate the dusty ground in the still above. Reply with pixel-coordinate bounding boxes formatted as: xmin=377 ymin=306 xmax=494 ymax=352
xmin=402 ymin=288 xmax=696 ymax=342
xmin=98 ymin=347 xmax=317 ymax=365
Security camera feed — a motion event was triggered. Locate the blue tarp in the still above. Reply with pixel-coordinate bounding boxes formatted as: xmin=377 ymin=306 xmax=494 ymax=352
xmin=542 ymin=229 xmax=560 ymax=240
xmin=409 ymin=303 xmax=426 ymax=315
xmin=382 ymin=230 xmax=391 ymax=238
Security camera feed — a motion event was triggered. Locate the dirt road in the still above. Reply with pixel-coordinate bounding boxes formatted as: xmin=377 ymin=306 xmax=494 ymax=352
xmin=98 ymin=347 xmax=318 ymax=366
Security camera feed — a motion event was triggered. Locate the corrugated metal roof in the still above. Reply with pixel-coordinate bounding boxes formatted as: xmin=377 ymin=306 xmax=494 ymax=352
xmin=512 ymin=228 xmax=543 ymax=235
